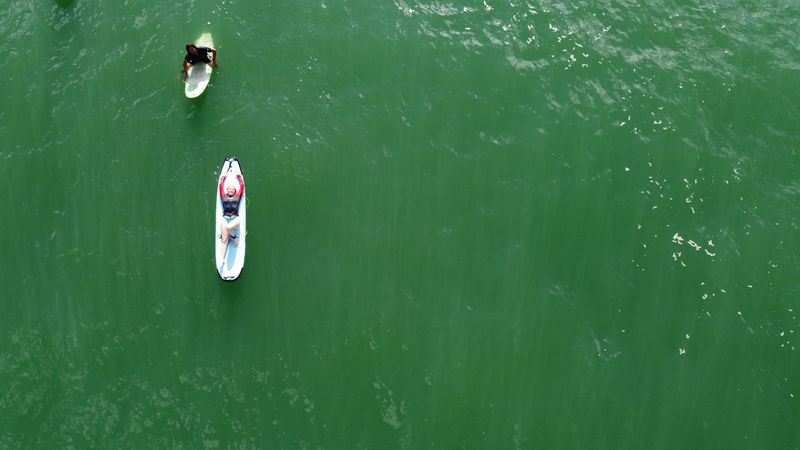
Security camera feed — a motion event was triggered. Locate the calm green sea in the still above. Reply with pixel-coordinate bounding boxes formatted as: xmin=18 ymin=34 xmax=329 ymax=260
xmin=2 ymin=0 xmax=800 ymax=448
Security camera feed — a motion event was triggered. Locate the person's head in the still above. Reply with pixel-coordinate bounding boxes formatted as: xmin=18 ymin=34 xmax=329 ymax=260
xmin=186 ymin=44 xmax=198 ymax=55
xmin=226 ymin=185 xmax=237 ymax=197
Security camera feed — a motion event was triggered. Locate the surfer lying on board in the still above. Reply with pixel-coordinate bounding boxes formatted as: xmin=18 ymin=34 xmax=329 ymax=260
xmin=218 ymin=173 xmax=244 ymax=259
xmin=182 ymin=43 xmax=217 ymax=75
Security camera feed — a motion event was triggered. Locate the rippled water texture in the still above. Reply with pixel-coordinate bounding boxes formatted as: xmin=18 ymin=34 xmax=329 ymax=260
xmin=2 ymin=0 xmax=800 ymax=448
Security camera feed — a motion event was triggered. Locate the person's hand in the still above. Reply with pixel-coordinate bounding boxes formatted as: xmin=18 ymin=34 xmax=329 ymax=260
xmin=210 ymin=60 xmax=218 ymax=68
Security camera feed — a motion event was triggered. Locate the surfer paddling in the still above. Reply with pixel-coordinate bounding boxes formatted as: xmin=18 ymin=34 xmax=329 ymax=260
xmin=218 ymin=172 xmax=244 ymax=262
xmin=182 ymin=43 xmax=217 ymax=75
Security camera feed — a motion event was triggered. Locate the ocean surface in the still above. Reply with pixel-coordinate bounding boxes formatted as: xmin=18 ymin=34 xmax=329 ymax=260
xmin=2 ymin=0 xmax=800 ymax=448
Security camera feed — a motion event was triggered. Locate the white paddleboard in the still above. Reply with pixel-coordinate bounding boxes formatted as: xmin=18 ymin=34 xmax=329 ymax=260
xmin=215 ymin=157 xmax=246 ymax=281
xmin=185 ymin=32 xmax=214 ymax=98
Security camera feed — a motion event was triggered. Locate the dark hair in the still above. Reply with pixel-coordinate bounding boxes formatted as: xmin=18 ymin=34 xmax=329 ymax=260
xmin=186 ymin=43 xmax=196 ymax=52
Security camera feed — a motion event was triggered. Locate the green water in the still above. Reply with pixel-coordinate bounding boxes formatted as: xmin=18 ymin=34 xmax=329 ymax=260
xmin=2 ymin=0 xmax=800 ymax=448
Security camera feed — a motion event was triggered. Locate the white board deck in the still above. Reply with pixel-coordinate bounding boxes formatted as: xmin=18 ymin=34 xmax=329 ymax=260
xmin=215 ymin=157 xmax=246 ymax=281
xmin=185 ymin=32 xmax=214 ymax=98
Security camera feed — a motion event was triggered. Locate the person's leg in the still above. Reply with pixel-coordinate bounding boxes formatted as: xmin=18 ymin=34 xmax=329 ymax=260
xmin=218 ymin=221 xmax=231 ymax=263
xmin=220 ymin=221 xmax=231 ymax=243
xmin=225 ymin=217 xmax=242 ymax=246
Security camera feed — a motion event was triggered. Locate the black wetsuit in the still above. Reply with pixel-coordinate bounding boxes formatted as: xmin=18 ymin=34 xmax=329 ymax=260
xmin=222 ymin=198 xmax=240 ymax=216
xmin=185 ymin=47 xmax=213 ymax=65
